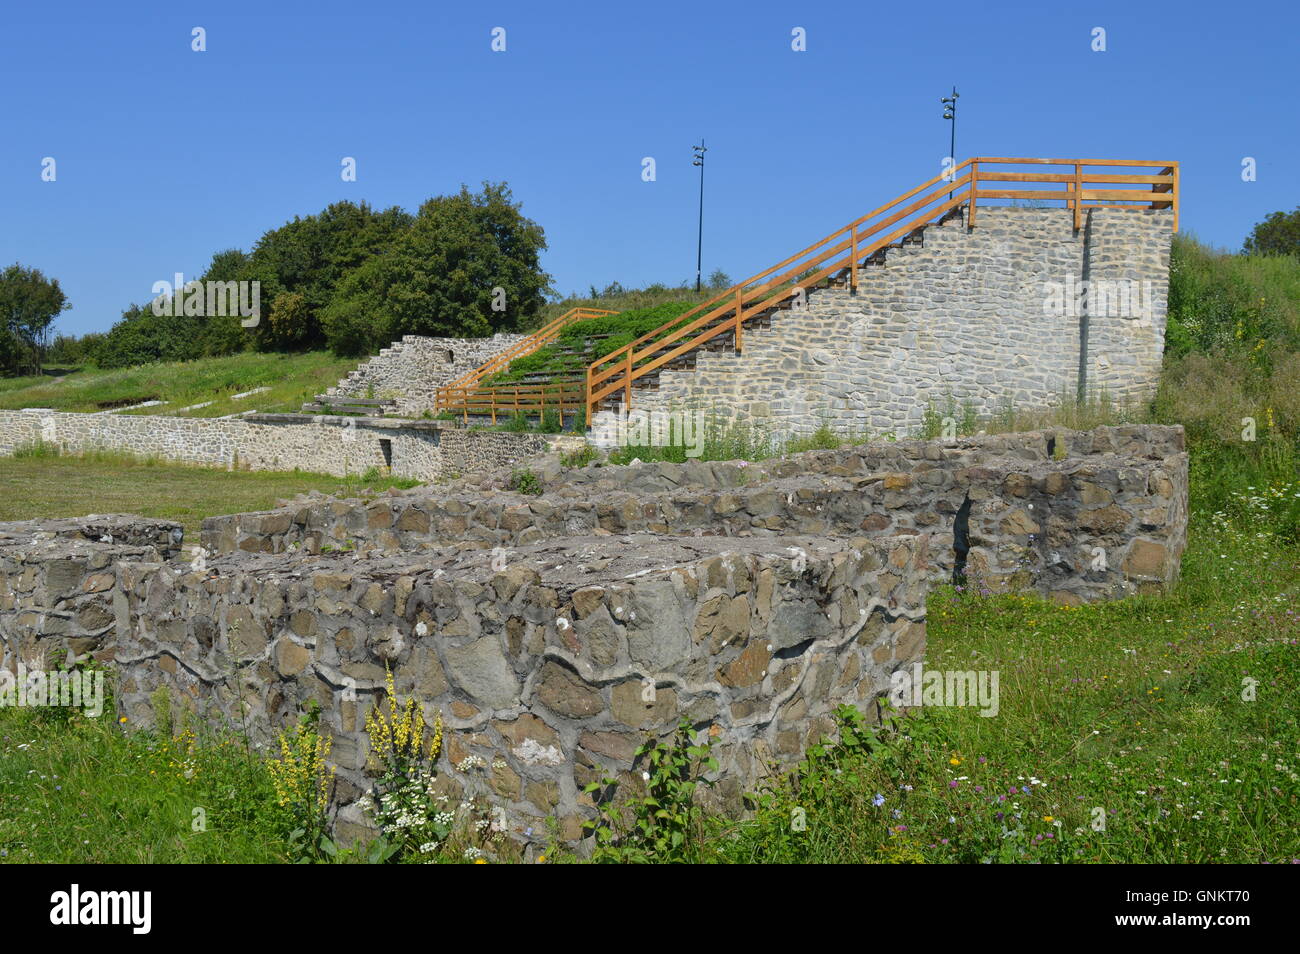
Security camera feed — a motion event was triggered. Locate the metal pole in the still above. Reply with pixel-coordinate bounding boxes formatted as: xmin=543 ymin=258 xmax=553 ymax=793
xmin=693 ymin=140 xmax=707 ymax=293
xmin=942 ymin=87 xmax=959 ymax=200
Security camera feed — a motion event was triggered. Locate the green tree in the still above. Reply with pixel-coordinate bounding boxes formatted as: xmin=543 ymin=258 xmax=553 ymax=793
xmin=0 ymin=263 xmax=70 ymax=376
xmin=322 ymin=182 xmax=550 ymax=355
xmin=1244 ymin=208 xmax=1300 ymax=257
xmin=244 ymin=201 xmax=411 ymax=351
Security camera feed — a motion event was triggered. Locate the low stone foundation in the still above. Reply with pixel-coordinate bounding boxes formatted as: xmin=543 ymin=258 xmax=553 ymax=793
xmin=108 ymin=533 xmax=928 ymax=844
xmin=203 ymin=425 xmax=1188 ymax=603
xmin=0 ymin=424 xmax=1190 ymax=851
xmin=0 ymin=409 xmax=556 ymax=482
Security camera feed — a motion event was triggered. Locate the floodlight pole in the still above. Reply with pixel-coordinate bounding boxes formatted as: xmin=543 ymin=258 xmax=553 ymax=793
xmin=693 ymin=140 xmax=707 ymax=293
xmin=942 ymin=87 xmax=959 ymax=199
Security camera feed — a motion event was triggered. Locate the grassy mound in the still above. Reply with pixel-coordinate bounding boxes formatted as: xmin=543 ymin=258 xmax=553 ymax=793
xmin=486 ymin=301 xmax=701 ymax=384
xmin=0 ymin=351 xmax=357 ymax=418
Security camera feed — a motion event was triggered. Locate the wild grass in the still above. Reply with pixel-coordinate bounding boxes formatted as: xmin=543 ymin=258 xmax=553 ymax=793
xmin=487 ymin=302 xmax=699 ymax=385
xmin=695 ymin=519 xmax=1300 ymax=863
xmin=0 ymin=450 xmax=420 ymax=536
xmin=0 ymin=351 xmax=356 ymax=418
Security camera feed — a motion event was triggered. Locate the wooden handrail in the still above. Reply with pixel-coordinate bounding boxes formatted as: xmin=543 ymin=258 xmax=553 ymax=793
xmin=584 ymin=157 xmax=1178 ymax=422
xmin=439 ymin=305 xmax=615 ymax=396
xmin=431 ymin=157 xmax=1179 ymax=428
xmin=588 ymin=158 xmax=979 ymax=384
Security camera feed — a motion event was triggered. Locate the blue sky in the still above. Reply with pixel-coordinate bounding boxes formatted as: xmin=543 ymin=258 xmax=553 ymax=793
xmin=2 ymin=0 xmax=1296 ymax=337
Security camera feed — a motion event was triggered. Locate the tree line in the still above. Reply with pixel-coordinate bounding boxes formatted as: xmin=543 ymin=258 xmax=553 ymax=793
xmin=4 ymin=181 xmax=551 ymax=374
xmin=6 ymin=202 xmax=1298 ymax=377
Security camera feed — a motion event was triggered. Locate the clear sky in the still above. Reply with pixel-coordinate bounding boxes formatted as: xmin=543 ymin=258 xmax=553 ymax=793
xmin=2 ymin=0 xmax=1296 ymax=336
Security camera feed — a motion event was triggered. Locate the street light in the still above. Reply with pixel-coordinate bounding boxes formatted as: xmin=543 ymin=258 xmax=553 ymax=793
xmin=692 ymin=140 xmax=707 ymax=293
xmin=941 ymin=87 xmax=959 ymax=198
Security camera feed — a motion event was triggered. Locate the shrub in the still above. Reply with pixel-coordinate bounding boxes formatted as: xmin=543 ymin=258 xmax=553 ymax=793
xmin=582 ymin=720 xmax=718 ymax=863
xmin=508 ymin=468 xmax=542 ymax=495
xmin=561 ymin=444 xmax=599 ymax=469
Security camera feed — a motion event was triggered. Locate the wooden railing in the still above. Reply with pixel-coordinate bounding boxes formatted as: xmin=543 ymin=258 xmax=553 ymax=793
xmin=436 ymin=305 xmax=614 ymax=404
xmin=436 ymin=381 xmax=587 ymax=426
xmin=586 ymin=157 xmax=1178 ymax=421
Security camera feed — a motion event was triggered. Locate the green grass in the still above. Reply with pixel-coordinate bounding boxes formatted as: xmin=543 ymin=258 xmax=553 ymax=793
xmin=530 ymin=282 xmax=717 ymax=330
xmin=0 ymin=706 xmax=288 ymax=863
xmin=0 ymin=351 xmax=358 ymax=418
xmin=0 ymin=451 xmax=420 ymax=536
xmin=488 ymin=301 xmax=700 ymax=384
xmin=2 ymin=491 xmax=1295 ymax=863
xmin=690 ymin=511 xmax=1300 ymax=863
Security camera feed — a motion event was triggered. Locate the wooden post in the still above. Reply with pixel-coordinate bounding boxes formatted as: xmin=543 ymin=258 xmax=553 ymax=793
xmin=849 ymin=224 xmax=858 ymax=292
xmin=585 ymin=365 xmax=592 ymax=427
xmin=625 ymin=350 xmax=633 ymax=412
xmin=967 ymin=160 xmax=978 ymax=228
xmin=735 ymin=288 xmax=744 ymax=354
xmin=1073 ymin=162 xmax=1083 ymax=232
xmin=1172 ymin=163 xmax=1180 ymax=233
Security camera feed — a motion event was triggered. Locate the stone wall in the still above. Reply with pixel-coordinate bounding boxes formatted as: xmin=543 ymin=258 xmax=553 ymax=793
xmin=0 ymin=424 xmax=1190 ymax=852
xmin=0 ymin=409 xmax=554 ymax=482
xmin=202 ymin=425 xmax=1188 ymax=604
xmin=591 ymin=207 xmax=1173 ymax=445
xmin=0 ymin=517 xmax=183 ymax=670
xmin=324 ymin=333 xmax=528 ymax=416
xmin=0 ymin=522 xmax=926 ymax=850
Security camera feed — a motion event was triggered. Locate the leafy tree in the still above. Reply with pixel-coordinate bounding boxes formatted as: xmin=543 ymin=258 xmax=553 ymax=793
xmin=1244 ymin=208 xmax=1300 ymax=257
xmin=243 ymin=201 xmax=411 ymax=351
xmin=0 ymin=263 xmax=70 ymax=376
xmin=96 ymin=186 xmax=550 ymax=363
xmin=262 ymin=291 xmax=313 ymax=350
xmin=707 ymin=268 xmax=733 ymax=290
xmin=322 ymin=182 xmax=550 ymax=355
xmin=93 ymin=302 xmax=209 ymax=368
xmin=45 ymin=332 xmax=106 ymax=365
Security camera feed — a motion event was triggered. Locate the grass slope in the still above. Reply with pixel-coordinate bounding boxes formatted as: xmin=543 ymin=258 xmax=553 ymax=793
xmin=0 ymin=351 xmax=357 ymax=418
xmin=1 ymin=506 xmax=1295 ymax=863
xmin=0 ymin=451 xmax=419 ymax=536
xmin=487 ymin=302 xmax=700 ymax=384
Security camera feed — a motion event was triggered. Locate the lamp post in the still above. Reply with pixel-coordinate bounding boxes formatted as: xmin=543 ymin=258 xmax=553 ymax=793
xmin=941 ymin=87 xmax=959 ymax=198
xmin=692 ymin=139 xmax=707 ymax=293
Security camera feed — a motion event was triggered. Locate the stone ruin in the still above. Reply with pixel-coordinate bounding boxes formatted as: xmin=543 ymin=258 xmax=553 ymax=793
xmin=0 ymin=424 xmax=1188 ymax=850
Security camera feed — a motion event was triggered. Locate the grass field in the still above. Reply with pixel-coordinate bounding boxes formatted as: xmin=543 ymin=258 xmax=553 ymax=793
xmin=0 ymin=451 xmax=419 ymax=536
xmin=1 ymin=500 xmax=1295 ymax=863
xmin=0 ymin=351 xmax=356 ymax=419
xmin=0 ymin=238 xmax=1295 ymax=863
xmin=697 ymin=511 xmax=1300 ymax=863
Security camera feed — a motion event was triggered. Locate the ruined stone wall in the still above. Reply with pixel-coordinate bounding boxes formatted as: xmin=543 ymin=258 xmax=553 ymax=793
xmin=202 ymin=426 xmax=1188 ymax=603
xmin=0 ymin=424 xmax=1190 ymax=852
xmin=0 ymin=527 xmax=926 ymax=850
xmin=590 ymin=207 xmax=1173 ymax=445
xmin=0 ymin=517 xmax=183 ymax=670
xmin=324 ymin=333 xmax=528 ymax=416
xmin=0 ymin=409 xmax=553 ymax=482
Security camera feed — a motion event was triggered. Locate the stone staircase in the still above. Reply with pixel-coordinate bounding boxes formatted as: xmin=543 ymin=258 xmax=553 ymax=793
xmin=587 ymin=206 xmax=966 ymax=423
xmin=430 ymin=157 xmax=1178 ymax=435
xmin=305 ymin=332 xmax=528 ymax=417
